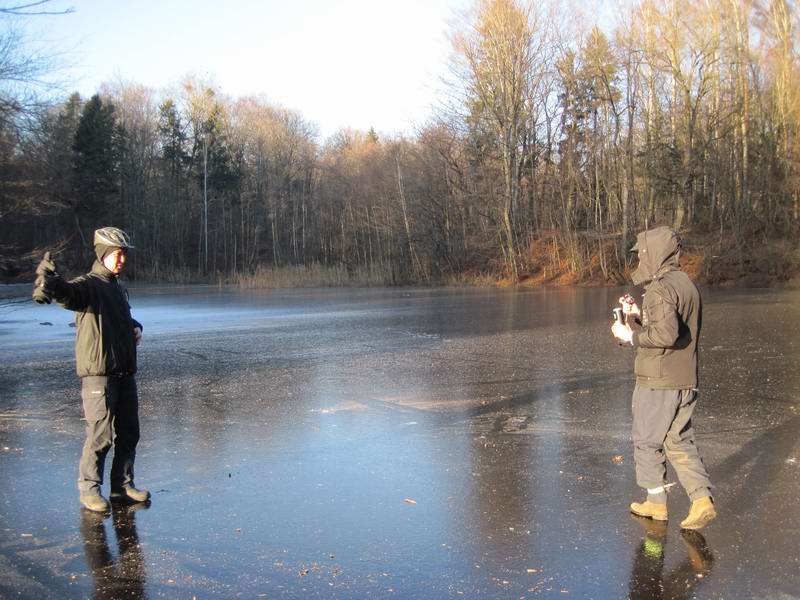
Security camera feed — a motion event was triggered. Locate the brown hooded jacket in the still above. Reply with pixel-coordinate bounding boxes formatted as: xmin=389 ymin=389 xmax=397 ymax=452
xmin=629 ymin=226 xmax=701 ymax=389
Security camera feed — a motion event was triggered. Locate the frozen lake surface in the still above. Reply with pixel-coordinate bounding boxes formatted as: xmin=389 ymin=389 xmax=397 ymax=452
xmin=1 ymin=284 xmax=799 ymax=598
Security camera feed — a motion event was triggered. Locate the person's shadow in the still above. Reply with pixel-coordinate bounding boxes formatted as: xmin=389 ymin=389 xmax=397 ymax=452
xmin=628 ymin=516 xmax=714 ymax=600
xmin=80 ymin=501 xmax=149 ymax=599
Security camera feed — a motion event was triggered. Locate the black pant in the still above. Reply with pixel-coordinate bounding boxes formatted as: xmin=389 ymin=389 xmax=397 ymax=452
xmin=78 ymin=375 xmax=140 ymax=495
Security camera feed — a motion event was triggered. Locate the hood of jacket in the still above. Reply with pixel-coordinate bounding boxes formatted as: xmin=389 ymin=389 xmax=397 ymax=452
xmin=631 ymin=226 xmax=681 ymax=286
xmin=90 ymin=259 xmax=118 ymax=282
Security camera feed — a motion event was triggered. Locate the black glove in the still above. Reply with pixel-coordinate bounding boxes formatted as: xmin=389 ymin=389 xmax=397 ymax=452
xmin=32 ymin=281 xmax=51 ymax=303
xmin=35 ymin=252 xmax=57 ymax=277
xmin=32 ymin=252 xmax=57 ymax=304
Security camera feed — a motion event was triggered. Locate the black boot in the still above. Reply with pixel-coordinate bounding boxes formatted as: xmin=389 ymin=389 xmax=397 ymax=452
xmin=80 ymin=492 xmax=111 ymax=513
xmin=110 ymin=485 xmax=151 ymax=504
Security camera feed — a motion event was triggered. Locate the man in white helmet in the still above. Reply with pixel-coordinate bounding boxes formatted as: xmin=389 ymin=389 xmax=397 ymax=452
xmin=33 ymin=227 xmax=150 ymax=513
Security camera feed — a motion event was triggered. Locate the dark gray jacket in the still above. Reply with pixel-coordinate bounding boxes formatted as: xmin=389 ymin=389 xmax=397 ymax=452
xmin=49 ymin=261 xmax=142 ymax=378
xmin=629 ymin=227 xmax=701 ymax=389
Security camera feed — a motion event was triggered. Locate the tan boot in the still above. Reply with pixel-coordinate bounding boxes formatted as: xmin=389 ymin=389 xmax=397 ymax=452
xmin=630 ymin=499 xmax=668 ymax=521
xmin=680 ymin=496 xmax=716 ymax=530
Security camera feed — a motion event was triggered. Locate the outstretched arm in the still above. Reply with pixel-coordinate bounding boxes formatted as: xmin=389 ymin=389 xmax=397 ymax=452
xmin=32 ymin=253 xmax=91 ymax=311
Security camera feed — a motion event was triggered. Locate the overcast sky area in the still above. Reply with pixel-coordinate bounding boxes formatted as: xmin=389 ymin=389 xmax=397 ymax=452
xmin=26 ymin=0 xmax=615 ymax=140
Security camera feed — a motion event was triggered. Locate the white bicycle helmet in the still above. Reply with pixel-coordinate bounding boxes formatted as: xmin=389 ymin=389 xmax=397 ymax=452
xmin=93 ymin=227 xmax=135 ymax=249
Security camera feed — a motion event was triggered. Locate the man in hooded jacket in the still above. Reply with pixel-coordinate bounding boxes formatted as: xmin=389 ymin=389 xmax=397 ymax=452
xmin=33 ymin=227 xmax=150 ymax=513
xmin=611 ymin=226 xmax=716 ymax=530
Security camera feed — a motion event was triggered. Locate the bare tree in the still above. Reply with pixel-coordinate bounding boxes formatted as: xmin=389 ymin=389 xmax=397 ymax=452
xmin=449 ymin=0 xmax=549 ymax=280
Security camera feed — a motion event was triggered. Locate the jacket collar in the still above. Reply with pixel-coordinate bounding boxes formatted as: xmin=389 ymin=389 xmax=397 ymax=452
xmin=90 ymin=260 xmax=117 ymax=282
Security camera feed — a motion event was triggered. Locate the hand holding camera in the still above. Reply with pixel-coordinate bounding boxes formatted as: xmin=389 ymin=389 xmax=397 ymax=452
xmin=619 ymin=293 xmax=640 ymax=318
xmin=611 ymin=294 xmax=636 ymax=345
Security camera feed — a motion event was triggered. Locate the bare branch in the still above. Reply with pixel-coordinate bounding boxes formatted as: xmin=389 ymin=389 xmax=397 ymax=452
xmin=0 ymin=1 xmax=74 ymax=16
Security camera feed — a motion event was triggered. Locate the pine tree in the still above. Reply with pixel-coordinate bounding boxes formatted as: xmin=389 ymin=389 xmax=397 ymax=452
xmin=47 ymin=93 xmax=83 ymax=210
xmin=72 ymin=94 xmax=119 ymax=244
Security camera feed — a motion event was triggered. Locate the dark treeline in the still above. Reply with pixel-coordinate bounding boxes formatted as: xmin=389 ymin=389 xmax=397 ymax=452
xmin=2 ymin=0 xmax=799 ymax=284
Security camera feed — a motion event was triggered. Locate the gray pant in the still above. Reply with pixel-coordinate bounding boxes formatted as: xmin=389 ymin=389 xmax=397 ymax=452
xmin=632 ymin=384 xmax=712 ymax=501
xmin=78 ymin=375 xmax=140 ymax=495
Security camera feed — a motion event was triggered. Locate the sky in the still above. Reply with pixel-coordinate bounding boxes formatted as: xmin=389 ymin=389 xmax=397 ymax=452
xmin=24 ymin=0 xmax=615 ymax=140
xmin=25 ymin=0 xmax=468 ymax=139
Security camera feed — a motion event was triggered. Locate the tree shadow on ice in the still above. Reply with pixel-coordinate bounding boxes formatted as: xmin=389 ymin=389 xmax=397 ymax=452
xmin=708 ymin=414 xmax=800 ymax=513
xmin=464 ymin=372 xmax=627 ymax=419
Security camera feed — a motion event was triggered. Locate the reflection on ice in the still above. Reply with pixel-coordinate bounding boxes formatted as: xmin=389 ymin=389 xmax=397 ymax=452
xmin=1 ymin=285 xmax=799 ymax=597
